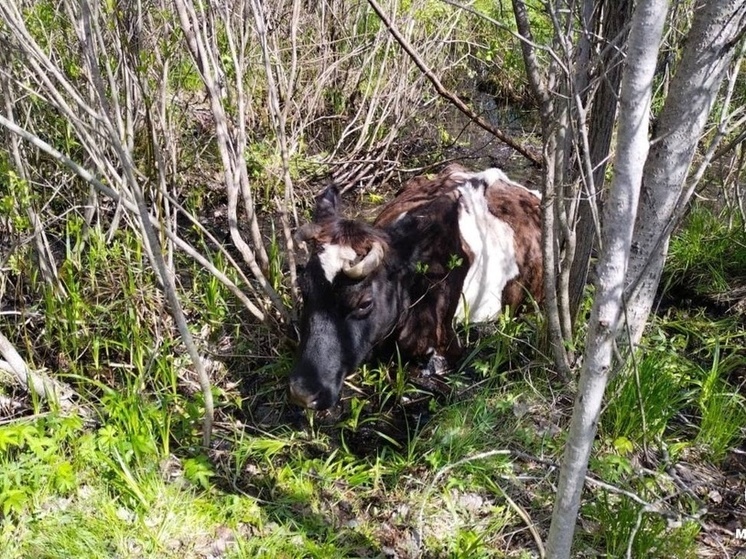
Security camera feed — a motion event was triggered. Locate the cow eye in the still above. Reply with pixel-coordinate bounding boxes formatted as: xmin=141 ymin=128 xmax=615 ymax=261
xmin=351 ymin=298 xmax=373 ymax=318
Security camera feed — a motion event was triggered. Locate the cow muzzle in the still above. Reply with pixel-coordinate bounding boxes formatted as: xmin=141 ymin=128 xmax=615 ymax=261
xmin=288 ymin=379 xmax=338 ymax=410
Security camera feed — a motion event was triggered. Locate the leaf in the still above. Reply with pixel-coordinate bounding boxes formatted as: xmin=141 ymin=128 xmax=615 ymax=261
xmin=0 ymin=427 xmax=22 ymax=453
xmin=183 ymin=456 xmax=214 ymax=490
xmin=53 ymin=461 xmax=77 ymax=493
xmin=1 ymin=488 xmax=29 ymax=517
xmin=613 ymin=436 xmax=634 ymax=456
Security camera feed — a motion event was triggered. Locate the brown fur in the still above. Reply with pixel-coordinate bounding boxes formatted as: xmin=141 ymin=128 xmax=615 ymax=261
xmin=375 ymin=164 xmax=467 ymax=227
xmin=378 ymin=163 xmax=543 ymax=314
xmin=388 ymin=192 xmax=468 ymax=361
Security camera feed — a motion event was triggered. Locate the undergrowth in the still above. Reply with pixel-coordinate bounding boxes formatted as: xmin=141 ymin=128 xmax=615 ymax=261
xmin=664 ymin=203 xmax=746 ymax=296
xmin=2 ymin=193 xmax=744 ymax=558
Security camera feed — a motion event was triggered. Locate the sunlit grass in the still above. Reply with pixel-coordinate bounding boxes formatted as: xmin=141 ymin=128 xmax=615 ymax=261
xmin=665 ymin=203 xmax=746 ymax=296
xmin=3 ymin=193 xmax=745 ymax=559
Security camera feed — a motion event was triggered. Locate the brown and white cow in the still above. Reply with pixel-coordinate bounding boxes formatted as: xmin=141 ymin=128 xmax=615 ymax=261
xmin=288 ymin=164 xmax=543 ymax=409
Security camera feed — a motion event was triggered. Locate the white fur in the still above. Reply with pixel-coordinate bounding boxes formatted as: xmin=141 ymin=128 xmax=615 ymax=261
xmin=318 ymin=243 xmax=357 ymax=283
xmin=456 ymin=167 xmax=509 ymax=186
xmin=454 ymin=168 xmax=542 ymax=200
xmin=455 ymin=173 xmax=520 ymax=323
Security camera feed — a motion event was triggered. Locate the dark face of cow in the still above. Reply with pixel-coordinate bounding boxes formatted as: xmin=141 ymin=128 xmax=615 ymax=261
xmin=288 ymin=187 xmax=404 ymax=410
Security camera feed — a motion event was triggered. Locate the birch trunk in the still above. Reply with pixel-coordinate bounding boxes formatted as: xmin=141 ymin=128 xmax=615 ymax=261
xmin=545 ymin=1 xmax=669 ymax=556
xmin=623 ymin=0 xmax=746 ymax=347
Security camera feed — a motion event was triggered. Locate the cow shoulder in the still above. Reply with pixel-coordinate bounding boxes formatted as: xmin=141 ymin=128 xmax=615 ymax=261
xmin=483 ymin=177 xmax=543 ymax=309
xmin=381 ymin=187 xmax=467 ymax=359
xmin=374 ymin=165 xmax=466 ymax=228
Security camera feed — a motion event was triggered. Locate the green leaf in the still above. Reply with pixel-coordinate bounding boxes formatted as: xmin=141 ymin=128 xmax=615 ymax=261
xmin=1 ymin=488 xmax=29 ymax=517
xmin=183 ymin=456 xmax=214 ymax=490
xmin=0 ymin=427 xmax=23 ymax=453
xmin=53 ymin=461 xmax=77 ymax=493
xmin=613 ymin=436 xmax=634 ymax=456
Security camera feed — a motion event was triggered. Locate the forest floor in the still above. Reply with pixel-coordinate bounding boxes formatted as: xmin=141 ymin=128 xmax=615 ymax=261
xmin=2 ymin=110 xmax=745 ymax=558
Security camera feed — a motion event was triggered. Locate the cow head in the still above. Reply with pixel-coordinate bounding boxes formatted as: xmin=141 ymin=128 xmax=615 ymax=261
xmin=288 ymin=186 xmax=404 ymax=410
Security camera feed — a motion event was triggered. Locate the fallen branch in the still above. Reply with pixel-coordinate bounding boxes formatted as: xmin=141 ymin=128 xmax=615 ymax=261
xmin=0 ymin=331 xmax=78 ymax=411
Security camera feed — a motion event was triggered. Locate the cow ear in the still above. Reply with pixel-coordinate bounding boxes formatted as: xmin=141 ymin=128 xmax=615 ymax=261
xmin=386 ymin=213 xmax=420 ymax=261
xmin=313 ymin=184 xmax=340 ymax=222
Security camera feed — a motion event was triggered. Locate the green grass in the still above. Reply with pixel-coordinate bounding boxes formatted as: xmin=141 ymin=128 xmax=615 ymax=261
xmin=3 ymin=196 xmax=745 ymax=559
xmin=664 ymin=204 xmax=746 ymax=296
xmin=0 ymin=359 xmax=735 ymax=559
xmin=603 ymin=351 xmax=689 ymax=443
xmin=4 ymin=288 xmax=742 ymax=559
xmin=582 ymin=491 xmax=700 ymax=558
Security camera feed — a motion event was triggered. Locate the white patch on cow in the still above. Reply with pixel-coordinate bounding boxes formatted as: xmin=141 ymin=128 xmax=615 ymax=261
xmin=469 ymin=167 xmax=510 ymax=186
xmin=318 ymin=243 xmax=358 ymax=283
xmin=452 ymin=168 xmax=509 ymax=186
xmin=455 ymin=178 xmax=520 ymax=323
xmin=453 ymin=168 xmax=542 ymax=200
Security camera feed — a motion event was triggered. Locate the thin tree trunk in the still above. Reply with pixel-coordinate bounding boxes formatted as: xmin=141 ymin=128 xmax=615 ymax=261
xmin=623 ymin=0 xmax=746 ymax=347
xmin=568 ymin=0 xmax=633 ymax=323
xmin=545 ymin=1 xmax=669 ymax=556
xmin=511 ymin=0 xmax=571 ymax=379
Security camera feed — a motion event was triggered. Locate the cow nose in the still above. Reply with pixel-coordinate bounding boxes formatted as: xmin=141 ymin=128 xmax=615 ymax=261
xmin=288 ymin=381 xmax=320 ymax=409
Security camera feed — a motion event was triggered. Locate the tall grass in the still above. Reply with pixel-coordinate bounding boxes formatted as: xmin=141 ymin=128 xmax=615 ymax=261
xmin=664 ymin=204 xmax=746 ymax=295
xmin=5 ymin=208 xmax=743 ymax=559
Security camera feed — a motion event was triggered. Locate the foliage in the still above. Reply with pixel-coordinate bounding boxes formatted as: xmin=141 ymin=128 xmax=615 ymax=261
xmin=1 ymin=0 xmax=745 ymax=557
xmin=582 ymin=492 xmax=699 ymax=558
xmin=664 ymin=204 xmax=746 ymax=295
xmin=2 ymin=212 xmax=743 ymax=556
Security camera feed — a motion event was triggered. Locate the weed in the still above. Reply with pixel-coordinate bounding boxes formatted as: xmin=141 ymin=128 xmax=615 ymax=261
xmin=581 ymin=491 xmax=699 ymax=558
xmin=603 ymin=350 xmax=690 ymax=444
xmin=693 ymin=345 xmax=746 ymax=461
xmin=664 ymin=204 xmax=746 ymax=296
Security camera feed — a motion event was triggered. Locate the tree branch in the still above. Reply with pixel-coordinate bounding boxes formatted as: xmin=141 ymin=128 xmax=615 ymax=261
xmin=0 ymin=331 xmax=79 ymax=411
xmin=366 ymin=0 xmax=543 ymax=167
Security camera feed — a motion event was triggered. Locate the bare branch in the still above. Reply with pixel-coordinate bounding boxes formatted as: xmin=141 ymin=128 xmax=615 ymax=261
xmin=0 ymin=331 xmax=78 ymax=411
xmin=366 ymin=0 xmax=543 ymax=167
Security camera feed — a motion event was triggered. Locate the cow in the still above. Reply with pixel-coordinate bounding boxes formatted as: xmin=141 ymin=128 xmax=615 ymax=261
xmin=288 ymin=164 xmax=543 ymax=410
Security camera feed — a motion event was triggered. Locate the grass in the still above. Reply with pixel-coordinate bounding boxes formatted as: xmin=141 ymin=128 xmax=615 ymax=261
xmin=1 ymin=206 xmax=745 ymax=558
xmin=664 ymin=203 xmax=746 ymax=296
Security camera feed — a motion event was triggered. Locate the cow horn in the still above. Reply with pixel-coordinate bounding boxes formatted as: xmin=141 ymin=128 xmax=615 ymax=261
xmin=295 ymin=223 xmax=321 ymax=243
xmin=343 ymin=241 xmax=384 ymax=279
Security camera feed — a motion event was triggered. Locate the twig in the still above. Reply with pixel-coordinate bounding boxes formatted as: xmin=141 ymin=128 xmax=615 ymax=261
xmin=491 ymin=481 xmax=547 ymax=559
xmin=626 ymin=507 xmax=645 ymax=559
xmin=174 ymin=0 xmax=287 ymax=319
xmin=249 ymin=0 xmax=300 ymax=303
